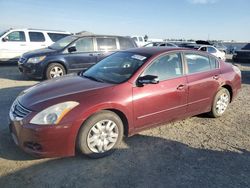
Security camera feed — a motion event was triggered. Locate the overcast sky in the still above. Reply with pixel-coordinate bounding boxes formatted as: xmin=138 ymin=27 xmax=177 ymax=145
xmin=0 ymin=0 xmax=249 ymax=41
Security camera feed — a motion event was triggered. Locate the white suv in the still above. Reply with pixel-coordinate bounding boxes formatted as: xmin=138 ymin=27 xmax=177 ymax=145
xmin=0 ymin=28 xmax=71 ymax=62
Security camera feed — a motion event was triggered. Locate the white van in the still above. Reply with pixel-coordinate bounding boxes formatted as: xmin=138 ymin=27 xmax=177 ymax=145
xmin=0 ymin=28 xmax=71 ymax=62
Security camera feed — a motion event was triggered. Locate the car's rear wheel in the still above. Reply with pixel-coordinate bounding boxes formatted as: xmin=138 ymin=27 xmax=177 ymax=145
xmin=210 ymin=88 xmax=230 ymax=118
xmin=45 ymin=63 xmax=66 ymax=79
xmin=77 ymin=110 xmax=124 ymax=158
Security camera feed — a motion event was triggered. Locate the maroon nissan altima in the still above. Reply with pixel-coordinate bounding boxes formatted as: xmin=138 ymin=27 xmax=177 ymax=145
xmin=9 ymin=47 xmax=241 ymax=158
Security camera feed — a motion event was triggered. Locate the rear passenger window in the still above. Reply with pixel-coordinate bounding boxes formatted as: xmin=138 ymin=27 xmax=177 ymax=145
xmin=48 ymin=33 xmax=69 ymax=42
xmin=209 ymin=56 xmax=219 ymax=69
xmin=96 ymin=38 xmax=117 ymax=51
xmin=7 ymin=31 xmax=26 ymax=42
xmin=29 ymin=32 xmax=45 ymax=42
xmin=118 ymin=37 xmax=135 ymax=50
xmin=185 ymin=53 xmax=211 ymax=74
xmin=142 ymin=53 xmax=183 ymax=81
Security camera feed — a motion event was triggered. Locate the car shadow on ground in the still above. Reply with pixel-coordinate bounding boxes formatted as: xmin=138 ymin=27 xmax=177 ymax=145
xmin=0 ymin=64 xmax=34 ymax=81
xmin=0 ymin=134 xmax=249 ymax=188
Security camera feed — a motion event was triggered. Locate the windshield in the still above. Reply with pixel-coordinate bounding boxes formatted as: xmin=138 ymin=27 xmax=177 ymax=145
xmin=83 ymin=52 xmax=150 ymax=84
xmin=0 ymin=29 xmax=9 ymax=38
xmin=49 ymin=35 xmax=77 ymax=50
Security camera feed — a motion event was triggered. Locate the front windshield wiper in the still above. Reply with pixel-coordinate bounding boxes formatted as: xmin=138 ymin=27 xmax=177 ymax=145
xmin=83 ymin=75 xmax=105 ymax=83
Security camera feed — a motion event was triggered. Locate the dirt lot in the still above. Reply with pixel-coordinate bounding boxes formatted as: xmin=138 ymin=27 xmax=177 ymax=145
xmin=0 ymin=59 xmax=250 ymax=188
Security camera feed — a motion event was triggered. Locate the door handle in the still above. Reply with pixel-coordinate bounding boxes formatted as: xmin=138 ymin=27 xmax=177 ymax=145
xmin=89 ymin=53 xmax=94 ymax=56
xmin=177 ymin=84 xmax=185 ymax=90
xmin=213 ymin=75 xmax=219 ymax=80
xmin=20 ymin=44 xmax=26 ymax=46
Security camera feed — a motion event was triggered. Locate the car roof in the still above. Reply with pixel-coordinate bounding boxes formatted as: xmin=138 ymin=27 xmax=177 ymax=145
xmin=125 ymin=47 xmax=191 ymax=56
xmin=8 ymin=28 xmax=71 ymax=33
xmin=75 ymin=34 xmax=131 ymax=38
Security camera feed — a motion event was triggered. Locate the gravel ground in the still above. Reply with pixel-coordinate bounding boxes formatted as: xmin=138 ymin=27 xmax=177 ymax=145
xmin=0 ymin=58 xmax=249 ymax=188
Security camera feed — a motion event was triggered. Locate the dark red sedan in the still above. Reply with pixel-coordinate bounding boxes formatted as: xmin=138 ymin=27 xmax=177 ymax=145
xmin=9 ymin=48 xmax=241 ymax=158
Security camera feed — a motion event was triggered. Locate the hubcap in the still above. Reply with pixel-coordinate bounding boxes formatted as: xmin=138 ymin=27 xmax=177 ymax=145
xmin=87 ymin=120 xmax=119 ymax=153
xmin=50 ymin=66 xmax=64 ymax=78
xmin=215 ymin=93 xmax=229 ymax=115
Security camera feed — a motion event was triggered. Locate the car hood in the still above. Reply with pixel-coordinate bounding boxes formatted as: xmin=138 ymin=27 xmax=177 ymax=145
xmin=18 ymin=74 xmax=114 ymax=110
xmin=23 ymin=47 xmax=58 ymax=58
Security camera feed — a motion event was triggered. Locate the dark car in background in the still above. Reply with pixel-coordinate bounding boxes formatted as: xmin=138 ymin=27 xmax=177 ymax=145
xmin=233 ymin=43 xmax=250 ymax=63
xmin=18 ymin=34 xmax=137 ymax=79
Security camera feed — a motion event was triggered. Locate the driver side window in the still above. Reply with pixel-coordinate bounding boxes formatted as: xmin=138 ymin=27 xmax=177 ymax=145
xmin=6 ymin=31 xmax=26 ymax=42
xmin=142 ymin=53 xmax=183 ymax=81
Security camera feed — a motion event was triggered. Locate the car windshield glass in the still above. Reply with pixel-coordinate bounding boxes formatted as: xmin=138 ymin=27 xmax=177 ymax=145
xmin=242 ymin=43 xmax=250 ymax=50
xmin=49 ymin=35 xmax=76 ymax=50
xmin=0 ymin=29 xmax=9 ymax=38
xmin=82 ymin=52 xmax=150 ymax=84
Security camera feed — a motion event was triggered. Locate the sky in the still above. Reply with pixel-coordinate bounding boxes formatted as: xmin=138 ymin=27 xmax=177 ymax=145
xmin=0 ymin=0 xmax=249 ymax=41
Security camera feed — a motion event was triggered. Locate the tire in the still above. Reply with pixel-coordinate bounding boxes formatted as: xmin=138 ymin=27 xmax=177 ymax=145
xmin=45 ymin=63 xmax=66 ymax=79
xmin=77 ymin=110 xmax=124 ymax=158
xmin=209 ymin=88 xmax=230 ymax=118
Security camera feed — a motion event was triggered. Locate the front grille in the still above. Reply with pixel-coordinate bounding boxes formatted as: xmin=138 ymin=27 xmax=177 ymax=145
xmin=10 ymin=100 xmax=31 ymax=120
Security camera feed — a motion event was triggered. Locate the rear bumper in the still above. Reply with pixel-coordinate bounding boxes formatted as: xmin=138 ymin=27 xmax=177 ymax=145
xmin=9 ymin=119 xmax=76 ymax=158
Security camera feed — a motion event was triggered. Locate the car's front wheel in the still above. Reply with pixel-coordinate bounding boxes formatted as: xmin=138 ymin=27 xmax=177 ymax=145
xmin=77 ymin=110 xmax=124 ymax=158
xmin=210 ymin=88 xmax=230 ymax=118
xmin=45 ymin=63 xmax=66 ymax=79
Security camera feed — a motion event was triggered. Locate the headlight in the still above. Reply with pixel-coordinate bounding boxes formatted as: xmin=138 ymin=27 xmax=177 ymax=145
xmin=30 ymin=101 xmax=79 ymax=125
xmin=27 ymin=56 xmax=46 ymax=63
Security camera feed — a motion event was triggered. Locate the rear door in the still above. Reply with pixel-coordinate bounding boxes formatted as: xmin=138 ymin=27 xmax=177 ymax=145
xmin=28 ymin=31 xmax=47 ymax=50
xmin=95 ymin=37 xmax=118 ymax=62
xmin=64 ymin=37 xmax=97 ymax=71
xmin=183 ymin=52 xmax=220 ymax=116
xmin=133 ymin=52 xmax=188 ymax=129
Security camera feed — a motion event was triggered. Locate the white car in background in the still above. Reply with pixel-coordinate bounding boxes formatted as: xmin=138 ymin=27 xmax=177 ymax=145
xmin=198 ymin=45 xmax=226 ymax=60
xmin=0 ymin=28 xmax=71 ymax=62
xmin=131 ymin=36 xmax=148 ymax=47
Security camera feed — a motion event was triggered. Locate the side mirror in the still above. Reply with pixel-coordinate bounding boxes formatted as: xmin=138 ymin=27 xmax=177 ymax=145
xmin=68 ymin=46 xmax=76 ymax=53
xmin=2 ymin=37 xmax=8 ymax=42
xmin=137 ymin=75 xmax=159 ymax=86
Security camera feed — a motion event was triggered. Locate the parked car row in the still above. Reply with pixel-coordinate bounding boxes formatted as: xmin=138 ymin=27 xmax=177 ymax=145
xmin=1 ymin=28 xmax=247 ymax=82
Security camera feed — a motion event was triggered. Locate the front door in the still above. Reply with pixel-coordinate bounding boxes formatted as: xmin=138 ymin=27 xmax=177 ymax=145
xmin=133 ymin=52 xmax=188 ymax=129
xmin=64 ymin=37 xmax=97 ymax=71
xmin=0 ymin=31 xmax=28 ymax=60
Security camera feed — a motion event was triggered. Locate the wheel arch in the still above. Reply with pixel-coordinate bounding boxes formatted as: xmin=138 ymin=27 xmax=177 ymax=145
xmin=44 ymin=61 xmax=68 ymax=78
xmin=221 ymin=84 xmax=233 ymax=102
xmin=105 ymin=108 xmax=129 ymax=137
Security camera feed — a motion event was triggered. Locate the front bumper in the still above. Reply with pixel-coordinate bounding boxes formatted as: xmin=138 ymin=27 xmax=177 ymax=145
xmin=9 ymin=119 xmax=76 ymax=158
xmin=18 ymin=61 xmax=44 ymax=79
